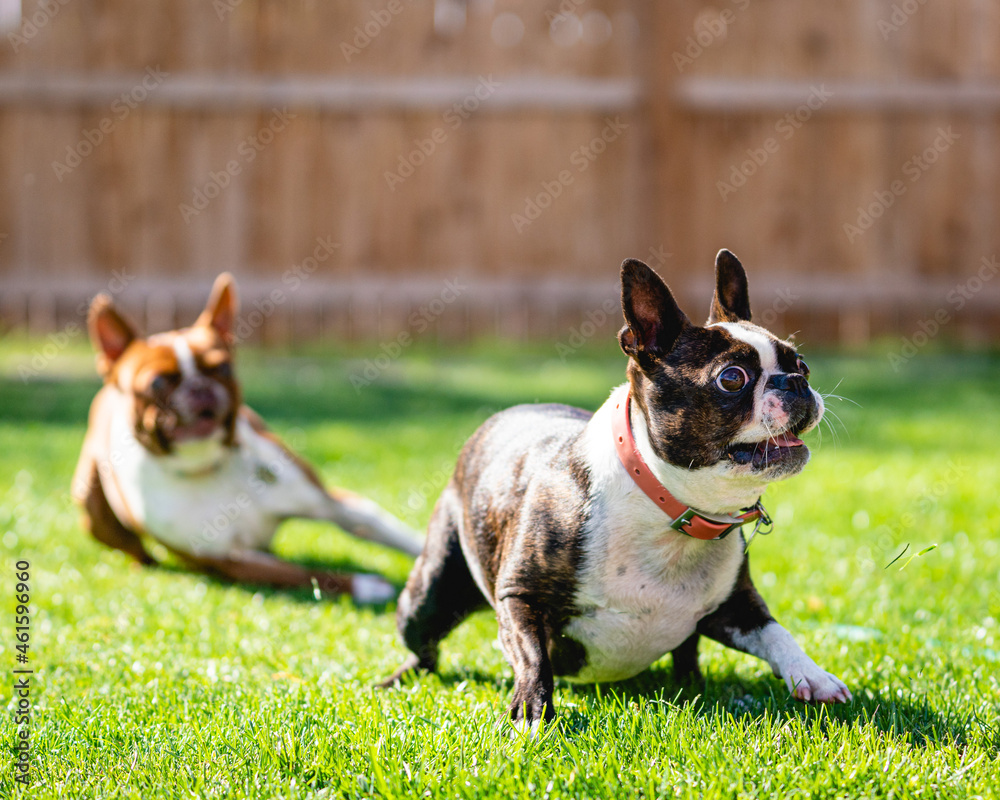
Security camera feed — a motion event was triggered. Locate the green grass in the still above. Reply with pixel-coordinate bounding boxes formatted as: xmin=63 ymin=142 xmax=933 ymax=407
xmin=1 ymin=336 xmax=999 ymax=799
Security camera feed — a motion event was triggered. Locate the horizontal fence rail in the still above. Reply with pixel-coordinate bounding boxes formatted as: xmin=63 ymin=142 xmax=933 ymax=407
xmin=675 ymin=79 xmax=1000 ymax=114
xmin=5 ymin=73 xmax=999 ymax=115
xmin=0 ymin=73 xmax=640 ymax=112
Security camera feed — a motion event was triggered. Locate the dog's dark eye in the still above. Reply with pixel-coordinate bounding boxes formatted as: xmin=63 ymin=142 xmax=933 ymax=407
xmin=716 ymin=365 xmax=749 ymax=393
xmin=211 ymin=361 xmax=232 ymax=379
xmin=796 ymin=357 xmax=810 ymax=378
xmin=150 ymin=373 xmax=179 ymax=395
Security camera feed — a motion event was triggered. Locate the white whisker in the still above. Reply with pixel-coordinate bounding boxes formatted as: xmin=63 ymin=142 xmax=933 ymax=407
xmin=823 ymin=407 xmax=850 ymax=440
xmin=761 ymin=418 xmax=776 ymax=466
xmin=820 ymin=378 xmax=861 ymax=408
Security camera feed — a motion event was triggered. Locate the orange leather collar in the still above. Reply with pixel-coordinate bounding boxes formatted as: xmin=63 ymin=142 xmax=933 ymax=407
xmin=612 ymin=392 xmax=764 ymax=541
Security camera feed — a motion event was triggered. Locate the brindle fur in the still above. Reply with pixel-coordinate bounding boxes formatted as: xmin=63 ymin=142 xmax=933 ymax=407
xmin=384 ymin=252 xmax=830 ymax=723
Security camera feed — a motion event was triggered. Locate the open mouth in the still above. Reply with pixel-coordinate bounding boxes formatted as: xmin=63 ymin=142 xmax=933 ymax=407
xmin=726 ymin=432 xmax=805 ymax=469
xmin=172 ymin=409 xmax=221 ymax=441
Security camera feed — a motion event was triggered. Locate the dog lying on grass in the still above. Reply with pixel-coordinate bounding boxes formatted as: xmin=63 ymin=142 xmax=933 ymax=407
xmin=73 ymin=273 xmax=422 ymax=603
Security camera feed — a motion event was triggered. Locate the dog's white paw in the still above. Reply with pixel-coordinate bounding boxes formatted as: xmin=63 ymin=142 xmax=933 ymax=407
xmin=351 ymin=574 xmax=396 ymax=604
xmin=782 ymin=659 xmax=852 ymax=704
xmin=746 ymin=623 xmax=852 ymax=704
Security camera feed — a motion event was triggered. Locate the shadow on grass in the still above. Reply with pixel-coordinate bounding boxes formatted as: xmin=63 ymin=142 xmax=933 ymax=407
xmin=0 ymin=354 xmax=609 ymax=428
xmin=408 ymin=659 xmax=991 ymax=753
xmin=564 ymin=666 xmax=990 ymax=752
xmin=0 ymin=375 xmax=103 ymax=425
xmin=0 ymin=373 xmax=504 ymax=427
xmin=143 ymin=553 xmax=404 ymax=610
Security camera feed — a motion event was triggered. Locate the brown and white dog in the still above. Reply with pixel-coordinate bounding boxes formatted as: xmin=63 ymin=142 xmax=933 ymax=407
xmin=72 ymin=273 xmax=423 ymax=603
xmin=382 ymin=251 xmax=851 ymax=724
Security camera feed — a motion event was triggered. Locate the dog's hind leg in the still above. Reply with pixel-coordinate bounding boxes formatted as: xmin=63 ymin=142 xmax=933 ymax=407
xmin=238 ymin=405 xmax=424 ymax=556
xmin=324 ymin=489 xmax=424 ymax=557
xmin=377 ymin=483 xmax=488 ymax=687
xmin=178 ymin=549 xmax=396 ymax=604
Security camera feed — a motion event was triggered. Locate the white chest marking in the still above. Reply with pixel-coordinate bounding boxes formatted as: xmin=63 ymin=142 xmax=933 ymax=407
xmin=563 ymin=387 xmax=746 ymax=682
xmin=106 ymin=402 xmax=333 ymax=556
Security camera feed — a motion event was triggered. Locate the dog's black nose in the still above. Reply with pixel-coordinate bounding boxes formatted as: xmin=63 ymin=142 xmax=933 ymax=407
xmin=190 ymin=385 xmax=216 ymax=404
xmin=766 ymin=373 xmax=810 ymax=398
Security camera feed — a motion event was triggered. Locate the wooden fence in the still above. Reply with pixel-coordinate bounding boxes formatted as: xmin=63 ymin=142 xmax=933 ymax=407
xmin=1 ymin=0 xmax=998 ymax=346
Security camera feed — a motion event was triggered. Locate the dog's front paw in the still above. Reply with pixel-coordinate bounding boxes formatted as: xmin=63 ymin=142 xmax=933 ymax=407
xmin=781 ymin=659 xmax=852 ymax=704
xmin=508 ymin=689 xmax=555 ymax=730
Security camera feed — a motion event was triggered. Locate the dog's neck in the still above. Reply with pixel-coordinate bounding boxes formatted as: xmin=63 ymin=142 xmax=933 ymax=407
xmin=608 ymin=384 xmax=770 ymax=516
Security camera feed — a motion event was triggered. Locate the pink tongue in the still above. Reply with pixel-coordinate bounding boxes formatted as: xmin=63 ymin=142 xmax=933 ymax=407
xmin=770 ymin=432 xmax=804 ymax=447
xmin=175 ymin=417 xmax=219 ymax=440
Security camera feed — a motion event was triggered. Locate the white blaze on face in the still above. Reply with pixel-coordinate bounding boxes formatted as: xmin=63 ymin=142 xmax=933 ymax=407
xmin=710 ymin=322 xmax=778 ymax=372
xmin=162 ymin=334 xmax=230 ymax=426
xmin=709 ymin=322 xmax=778 ymax=439
xmin=708 ymin=321 xmax=823 ymax=440
xmin=172 ymin=336 xmax=199 ymax=380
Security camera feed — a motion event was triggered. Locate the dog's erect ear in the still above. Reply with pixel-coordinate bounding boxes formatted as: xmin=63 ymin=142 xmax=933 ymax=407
xmin=618 ymin=259 xmax=691 ymax=365
xmin=196 ymin=273 xmax=239 ymax=343
xmin=88 ymin=295 xmax=138 ymax=377
xmin=708 ymin=249 xmax=752 ymax=324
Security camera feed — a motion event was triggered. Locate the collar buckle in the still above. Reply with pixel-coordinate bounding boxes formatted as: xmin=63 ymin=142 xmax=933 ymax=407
xmin=670 ymin=507 xmax=748 ymax=540
xmin=669 ymin=507 xmax=698 ymax=532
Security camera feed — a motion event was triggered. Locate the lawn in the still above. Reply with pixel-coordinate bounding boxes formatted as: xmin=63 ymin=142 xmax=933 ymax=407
xmin=1 ymin=337 xmax=998 ymax=799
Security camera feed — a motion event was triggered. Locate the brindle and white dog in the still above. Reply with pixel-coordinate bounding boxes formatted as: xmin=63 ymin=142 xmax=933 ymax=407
xmin=382 ymin=250 xmax=851 ymax=723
